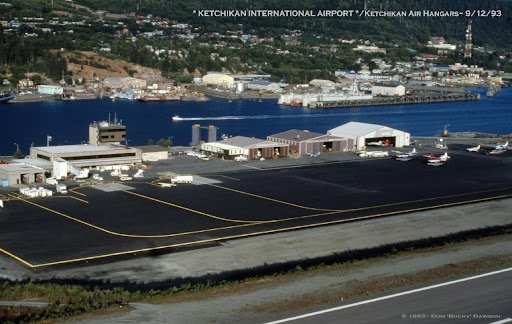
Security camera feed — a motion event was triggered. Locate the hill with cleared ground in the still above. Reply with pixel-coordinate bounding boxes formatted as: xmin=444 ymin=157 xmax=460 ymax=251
xmin=61 ymin=51 xmax=163 ymax=81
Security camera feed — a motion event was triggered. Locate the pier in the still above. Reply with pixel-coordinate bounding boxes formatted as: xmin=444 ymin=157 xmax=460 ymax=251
xmin=307 ymin=92 xmax=479 ymax=109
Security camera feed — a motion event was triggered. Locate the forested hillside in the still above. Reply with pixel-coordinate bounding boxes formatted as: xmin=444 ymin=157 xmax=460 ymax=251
xmin=72 ymin=0 xmax=512 ymax=48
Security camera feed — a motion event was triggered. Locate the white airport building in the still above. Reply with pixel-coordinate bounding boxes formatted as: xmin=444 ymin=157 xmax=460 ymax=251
xmin=328 ymin=122 xmax=410 ymax=150
xmin=30 ymin=144 xmax=142 ymax=179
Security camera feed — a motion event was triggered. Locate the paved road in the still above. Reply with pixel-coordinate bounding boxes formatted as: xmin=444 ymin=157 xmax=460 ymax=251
xmin=269 ymin=268 xmax=512 ymax=324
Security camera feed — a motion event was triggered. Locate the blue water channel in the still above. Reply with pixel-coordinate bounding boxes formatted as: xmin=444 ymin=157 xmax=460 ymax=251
xmin=0 ymin=87 xmax=510 ymax=155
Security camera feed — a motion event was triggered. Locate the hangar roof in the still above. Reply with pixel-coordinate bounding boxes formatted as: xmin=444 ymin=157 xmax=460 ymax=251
xmin=328 ymin=122 xmax=387 ymax=137
xmin=268 ymin=129 xmax=324 ymax=142
xmin=33 ymin=145 xmax=134 ymax=154
xmin=213 ymin=136 xmax=287 ymax=149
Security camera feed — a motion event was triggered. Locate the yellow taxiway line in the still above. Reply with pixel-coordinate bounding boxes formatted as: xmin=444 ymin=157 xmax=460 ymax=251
xmin=121 ymin=190 xmax=261 ymax=224
xmin=69 ymin=188 xmax=87 ymax=197
xmin=213 ymin=174 xmax=240 ymax=181
xmin=8 ymin=186 xmax=512 ymax=240
xmin=205 ymin=183 xmax=512 ymax=213
xmin=0 ymin=248 xmax=35 ymax=268
xmin=2 ymin=192 xmax=511 ymax=269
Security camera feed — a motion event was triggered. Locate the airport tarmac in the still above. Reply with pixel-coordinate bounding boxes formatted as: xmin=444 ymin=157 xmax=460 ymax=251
xmin=0 ymin=148 xmax=511 ymax=269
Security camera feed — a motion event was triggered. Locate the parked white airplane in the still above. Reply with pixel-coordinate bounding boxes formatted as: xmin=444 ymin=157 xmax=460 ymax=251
xmin=366 ymin=141 xmax=383 ymax=146
xmin=359 ymin=151 xmax=389 ymax=158
xmin=466 ymin=145 xmax=480 ymax=152
xmin=495 ymin=141 xmax=509 ymax=150
xmin=395 ymin=148 xmax=417 ymax=159
xmin=427 ymin=161 xmax=444 ymax=166
xmin=425 ymin=152 xmax=450 ymax=164
xmin=487 ymin=149 xmax=506 ymax=155
xmin=439 ymin=152 xmax=451 ymax=161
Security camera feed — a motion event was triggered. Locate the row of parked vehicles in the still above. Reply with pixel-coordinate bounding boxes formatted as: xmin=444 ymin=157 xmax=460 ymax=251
xmin=19 ymin=185 xmax=68 ymax=198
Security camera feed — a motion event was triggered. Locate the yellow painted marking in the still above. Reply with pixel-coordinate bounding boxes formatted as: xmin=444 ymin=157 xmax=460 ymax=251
xmin=121 ymin=190 xmax=260 ymax=224
xmin=69 ymin=188 xmax=87 ymax=197
xmin=10 ymin=194 xmax=173 ymax=238
xmin=50 ymin=195 xmax=89 ymax=204
xmin=214 ymin=174 xmax=240 ymax=181
xmin=8 ymin=185 xmax=512 ymax=241
xmin=0 ymin=248 xmax=35 ymax=268
xmin=11 ymin=193 xmax=281 ymax=238
xmin=205 ymin=183 xmax=512 ymax=214
xmin=204 ymin=183 xmax=336 ymax=211
xmin=24 ymin=192 xmax=512 ymax=268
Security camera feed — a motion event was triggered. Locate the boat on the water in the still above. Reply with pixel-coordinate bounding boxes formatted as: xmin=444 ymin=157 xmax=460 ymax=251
xmin=172 ymin=115 xmax=182 ymax=121
xmin=0 ymin=91 xmax=15 ymax=103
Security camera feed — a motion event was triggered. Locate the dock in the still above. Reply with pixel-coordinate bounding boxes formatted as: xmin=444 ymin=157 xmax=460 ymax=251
xmin=307 ymin=93 xmax=479 ymax=109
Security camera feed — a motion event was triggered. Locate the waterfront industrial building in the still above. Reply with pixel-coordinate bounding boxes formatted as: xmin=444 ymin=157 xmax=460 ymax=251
xmin=267 ymin=129 xmax=351 ymax=155
xmin=201 ymin=136 xmax=288 ymax=160
xmin=328 ymin=122 xmax=410 ymax=150
xmin=371 ymin=83 xmax=406 ymax=97
xmin=201 ymin=72 xmax=235 ymax=88
xmin=103 ymin=77 xmax=147 ymax=89
xmin=37 ymin=85 xmax=63 ymax=95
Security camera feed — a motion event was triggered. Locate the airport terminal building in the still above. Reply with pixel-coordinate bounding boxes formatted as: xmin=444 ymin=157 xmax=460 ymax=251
xmin=30 ymin=145 xmax=142 ymax=168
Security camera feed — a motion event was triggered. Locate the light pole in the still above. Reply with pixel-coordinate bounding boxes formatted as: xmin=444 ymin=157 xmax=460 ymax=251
xmin=13 ymin=142 xmax=20 ymax=158
xmin=443 ymin=124 xmax=450 ymax=136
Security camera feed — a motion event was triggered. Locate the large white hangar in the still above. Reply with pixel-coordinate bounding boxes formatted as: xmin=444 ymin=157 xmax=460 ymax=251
xmin=328 ymin=122 xmax=410 ymax=150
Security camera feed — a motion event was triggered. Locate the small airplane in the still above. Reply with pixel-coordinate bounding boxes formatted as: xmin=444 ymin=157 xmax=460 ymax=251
xmin=308 ymin=151 xmax=321 ymax=158
xmin=359 ymin=151 xmax=389 ymax=158
xmin=427 ymin=161 xmax=444 ymax=166
xmin=396 ymin=156 xmax=413 ymax=162
xmin=466 ymin=145 xmax=480 ymax=152
xmin=366 ymin=140 xmax=383 ymax=146
xmin=425 ymin=152 xmax=450 ymax=164
xmin=394 ymin=148 xmax=417 ymax=159
xmin=487 ymin=149 xmax=506 ymax=155
xmin=495 ymin=141 xmax=509 ymax=150
xmin=439 ymin=152 xmax=451 ymax=162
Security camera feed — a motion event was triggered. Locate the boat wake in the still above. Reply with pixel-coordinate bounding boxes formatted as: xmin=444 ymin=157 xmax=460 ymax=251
xmin=171 ymin=105 xmax=471 ymax=122
xmin=173 ymin=115 xmax=293 ymax=121
xmin=173 ymin=113 xmax=372 ymax=121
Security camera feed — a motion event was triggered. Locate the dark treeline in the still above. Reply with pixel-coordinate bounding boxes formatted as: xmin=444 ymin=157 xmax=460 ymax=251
xmin=75 ymin=0 xmax=512 ymax=49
